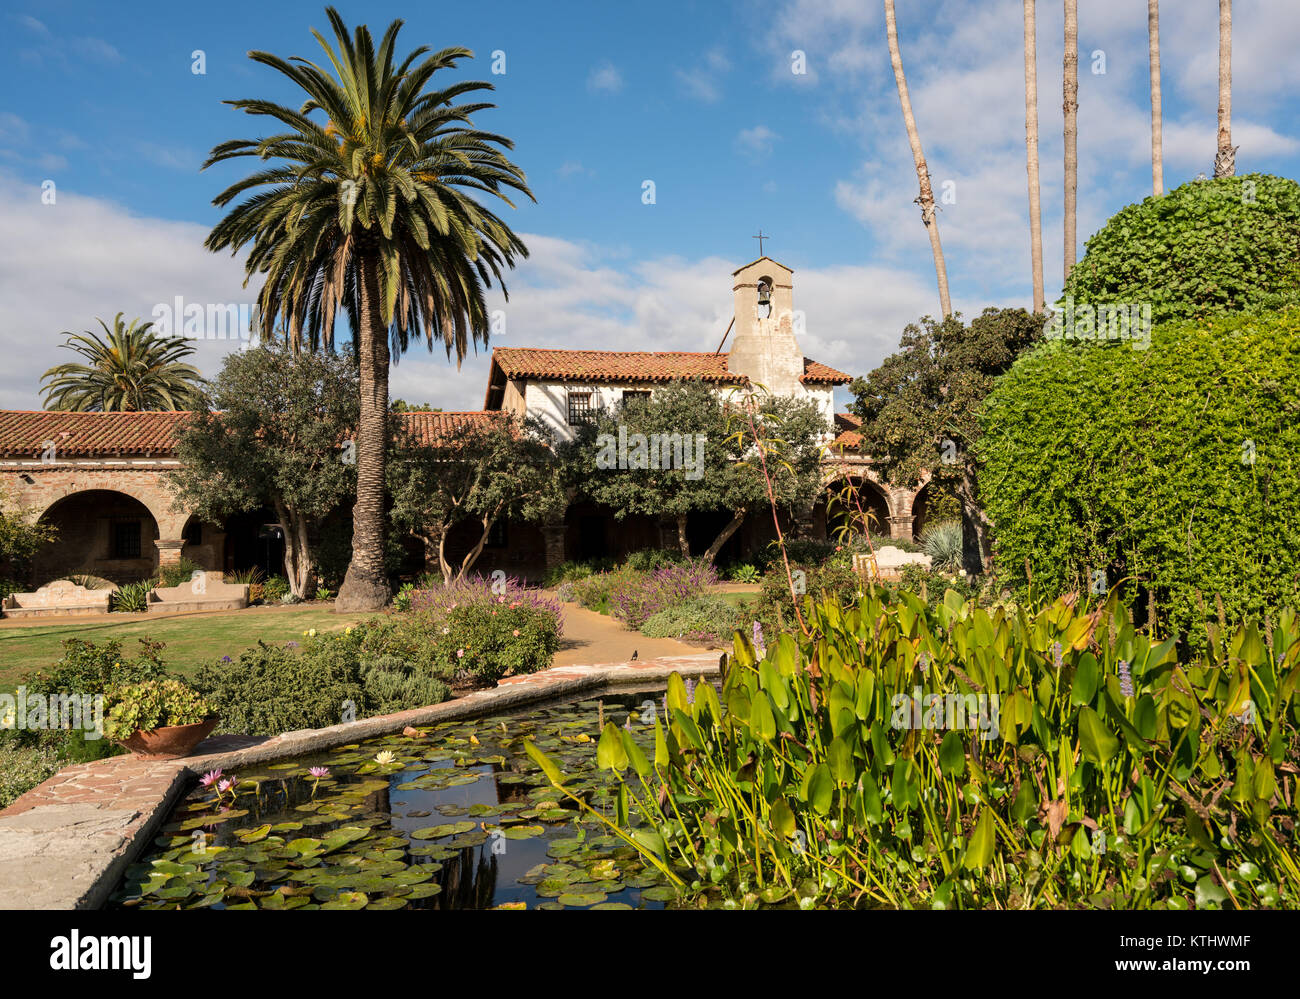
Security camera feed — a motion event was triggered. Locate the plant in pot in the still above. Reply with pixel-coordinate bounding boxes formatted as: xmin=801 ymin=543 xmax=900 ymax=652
xmin=103 ymin=678 xmax=218 ymax=759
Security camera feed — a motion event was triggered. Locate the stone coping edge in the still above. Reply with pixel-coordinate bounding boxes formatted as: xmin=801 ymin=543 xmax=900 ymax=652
xmin=0 ymin=651 xmax=723 ymax=910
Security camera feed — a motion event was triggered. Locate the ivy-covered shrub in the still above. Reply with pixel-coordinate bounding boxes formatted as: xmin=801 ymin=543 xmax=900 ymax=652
xmin=641 ymin=595 xmax=744 ymax=645
xmin=1062 ymin=174 xmax=1300 ymax=326
xmin=979 ymin=310 xmax=1300 ymax=644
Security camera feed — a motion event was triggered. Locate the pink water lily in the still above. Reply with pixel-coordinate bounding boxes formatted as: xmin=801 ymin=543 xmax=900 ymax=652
xmin=199 ymin=769 xmax=223 ymax=787
xmin=309 ymin=766 xmax=330 ymax=778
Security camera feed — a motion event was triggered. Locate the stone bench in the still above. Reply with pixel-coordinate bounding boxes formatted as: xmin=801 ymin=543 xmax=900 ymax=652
xmin=853 ymin=546 xmax=933 ymax=580
xmin=1 ymin=580 xmax=113 ymax=619
xmin=147 ymin=573 xmax=249 ymax=614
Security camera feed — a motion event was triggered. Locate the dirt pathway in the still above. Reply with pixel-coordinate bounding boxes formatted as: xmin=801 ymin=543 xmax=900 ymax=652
xmin=550 ymin=599 xmax=720 ymax=668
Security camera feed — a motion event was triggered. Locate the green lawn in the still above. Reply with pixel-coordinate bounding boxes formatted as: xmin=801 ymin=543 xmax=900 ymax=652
xmin=0 ymin=605 xmax=367 ymax=693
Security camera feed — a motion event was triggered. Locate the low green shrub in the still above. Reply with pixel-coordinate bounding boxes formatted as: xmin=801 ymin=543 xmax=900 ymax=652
xmin=361 ymin=654 xmax=449 ymax=715
xmin=641 ymin=595 xmax=743 ymax=644
xmin=262 ymin=575 xmax=289 ymax=604
xmin=155 ymin=556 xmax=203 ymax=590
xmin=427 ymin=601 xmax=562 ymax=685
xmin=726 ymin=563 xmax=761 ymax=583
xmin=193 ymin=640 xmax=367 ymax=736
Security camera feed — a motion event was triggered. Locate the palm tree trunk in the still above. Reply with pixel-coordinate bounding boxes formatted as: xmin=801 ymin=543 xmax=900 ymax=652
xmin=1215 ymin=0 xmax=1235 ymax=177
xmin=335 ymin=244 xmax=392 ymax=611
xmin=1023 ymin=0 xmax=1045 ymax=312
xmin=884 ymin=0 xmax=952 ymax=319
xmin=1148 ymin=0 xmax=1164 ymax=196
xmin=1063 ymin=0 xmax=1079 ymax=282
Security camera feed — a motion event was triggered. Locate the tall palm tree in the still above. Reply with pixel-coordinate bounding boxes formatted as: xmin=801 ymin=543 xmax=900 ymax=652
xmin=1148 ymin=0 xmax=1164 ymax=196
xmin=1063 ymin=0 xmax=1078 ymax=281
xmin=1215 ymin=0 xmax=1235 ymax=176
xmin=1023 ymin=0 xmax=1045 ymax=313
xmin=204 ymin=7 xmax=532 ymax=612
xmin=40 ymin=313 xmax=206 ymax=411
xmin=884 ymin=0 xmax=952 ymax=318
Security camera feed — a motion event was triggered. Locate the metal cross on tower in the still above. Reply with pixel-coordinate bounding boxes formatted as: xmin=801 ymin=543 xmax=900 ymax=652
xmin=753 ymin=230 xmax=769 ymax=256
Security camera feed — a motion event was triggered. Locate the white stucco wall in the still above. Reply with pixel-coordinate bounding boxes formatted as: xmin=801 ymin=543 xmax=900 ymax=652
xmin=518 ymin=378 xmax=836 ymax=444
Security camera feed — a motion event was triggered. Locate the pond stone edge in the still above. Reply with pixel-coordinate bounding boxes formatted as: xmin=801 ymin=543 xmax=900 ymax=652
xmin=0 ymin=652 xmax=723 ymax=911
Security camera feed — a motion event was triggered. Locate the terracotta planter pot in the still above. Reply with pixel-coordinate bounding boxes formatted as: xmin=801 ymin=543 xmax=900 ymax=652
xmin=118 ymin=717 xmax=219 ymax=760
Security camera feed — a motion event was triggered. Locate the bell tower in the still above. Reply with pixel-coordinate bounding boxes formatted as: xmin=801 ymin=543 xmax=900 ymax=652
xmin=727 ymin=256 xmax=805 ymax=396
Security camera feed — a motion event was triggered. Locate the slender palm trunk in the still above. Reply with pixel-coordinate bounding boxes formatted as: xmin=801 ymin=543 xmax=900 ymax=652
xmin=1215 ymin=0 xmax=1235 ymax=176
xmin=884 ymin=0 xmax=952 ymax=318
xmin=1148 ymin=0 xmax=1164 ymax=196
xmin=335 ymin=244 xmax=392 ymax=611
xmin=1023 ymin=0 xmax=1045 ymax=312
xmin=1063 ymin=0 xmax=1079 ymax=282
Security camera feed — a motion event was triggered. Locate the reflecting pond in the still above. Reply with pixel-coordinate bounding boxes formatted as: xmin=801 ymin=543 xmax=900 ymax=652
xmin=112 ymin=687 xmax=683 ymax=910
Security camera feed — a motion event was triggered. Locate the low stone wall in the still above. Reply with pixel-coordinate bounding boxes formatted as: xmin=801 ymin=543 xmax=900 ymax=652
xmin=0 ymin=651 xmax=723 ymax=910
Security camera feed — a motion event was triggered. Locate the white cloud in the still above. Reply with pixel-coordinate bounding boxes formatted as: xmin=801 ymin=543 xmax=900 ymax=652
xmin=736 ymin=124 xmax=780 ymax=158
xmin=0 ymin=172 xmax=252 ymax=409
xmin=586 ymin=61 xmax=623 ymax=95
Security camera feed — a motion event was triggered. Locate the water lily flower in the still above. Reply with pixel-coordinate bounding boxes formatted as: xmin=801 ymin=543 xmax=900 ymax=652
xmin=374 ymin=750 xmax=397 ymax=765
xmin=309 ymin=766 xmax=330 ymax=778
xmin=200 ymin=769 xmax=223 ymax=787
xmin=217 ymin=779 xmax=232 ymax=793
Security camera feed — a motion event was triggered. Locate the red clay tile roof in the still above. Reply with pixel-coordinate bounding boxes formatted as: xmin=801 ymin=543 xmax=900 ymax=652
xmin=487 ymin=347 xmax=851 ymax=388
xmin=397 ymin=410 xmax=503 ymax=445
xmin=831 ymin=412 xmax=863 ymax=451
xmin=0 ymin=410 xmax=499 ymax=458
xmin=0 ymin=410 xmax=193 ymax=458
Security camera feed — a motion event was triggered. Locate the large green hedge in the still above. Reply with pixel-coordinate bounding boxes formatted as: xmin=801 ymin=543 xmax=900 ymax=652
xmin=979 ymin=309 xmax=1300 ymax=644
xmin=1062 ymin=174 xmax=1300 ymax=325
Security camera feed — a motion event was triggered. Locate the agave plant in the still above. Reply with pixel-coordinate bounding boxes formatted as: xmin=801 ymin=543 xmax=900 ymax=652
xmin=921 ymin=519 xmax=964 ymax=573
xmin=40 ymin=314 xmax=206 ymax=412
xmin=203 ymin=7 xmax=532 ymax=611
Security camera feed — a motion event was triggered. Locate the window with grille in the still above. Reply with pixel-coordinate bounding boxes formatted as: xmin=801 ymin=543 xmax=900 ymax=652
xmin=112 ymin=521 xmax=142 ymax=559
xmin=567 ymin=391 xmax=595 ymax=426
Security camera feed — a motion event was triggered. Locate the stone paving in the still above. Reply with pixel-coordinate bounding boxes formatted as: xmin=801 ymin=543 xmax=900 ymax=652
xmin=0 ymin=651 xmax=723 ymax=910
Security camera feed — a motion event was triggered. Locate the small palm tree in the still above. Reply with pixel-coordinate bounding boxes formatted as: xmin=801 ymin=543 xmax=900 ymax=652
xmin=40 ymin=313 xmax=206 ymax=411
xmin=1063 ymin=0 xmax=1079 ymax=281
xmin=1023 ymin=0 xmax=1045 ymax=313
xmin=1148 ymin=0 xmax=1164 ymax=197
xmin=204 ymin=7 xmax=532 ymax=611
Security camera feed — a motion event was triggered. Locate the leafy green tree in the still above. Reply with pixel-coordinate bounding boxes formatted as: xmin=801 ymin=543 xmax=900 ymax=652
xmin=165 ymin=342 xmax=359 ymax=599
xmin=387 ymin=414 xmax=563 ymax=582
xmin=40 ymin=314 xmax=206 ymax=412
xmin=849 ymin=308 xmax=1045 ymax=570
xmin=203 ymin=7 xmax=532 ymax=612
xmin=0 ymin=487 xmax=57 ymax=590
xmin=389 ymin=399 xmax=440 ymax=413
xmin=563 ymin=380 xmax=826 ymax=563
xmin=1062 ymin=174 xmax=1300 ymax=325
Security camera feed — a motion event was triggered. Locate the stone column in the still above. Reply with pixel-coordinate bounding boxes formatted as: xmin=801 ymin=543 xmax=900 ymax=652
xmin=888 ymin=515 xmax=914 ymax=542
xmin=541 ymin=523 xmax=567 ymax=572
xmin=155 ymin=538 xmax=185 ymax=569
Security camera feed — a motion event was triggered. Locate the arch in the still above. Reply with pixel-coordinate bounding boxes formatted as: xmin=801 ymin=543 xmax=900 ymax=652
xmin=33 ymin=480 xmax=190 ymax=540
xmin=824 ymin=474 xmax=891 ymax=542
xmin=34 ymin=489 xmax=161 ymax=585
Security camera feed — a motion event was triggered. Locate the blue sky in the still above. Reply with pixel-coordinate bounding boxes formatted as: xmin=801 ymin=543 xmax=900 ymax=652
xmin=2 ymin=0 xmax=1298 ymax=411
